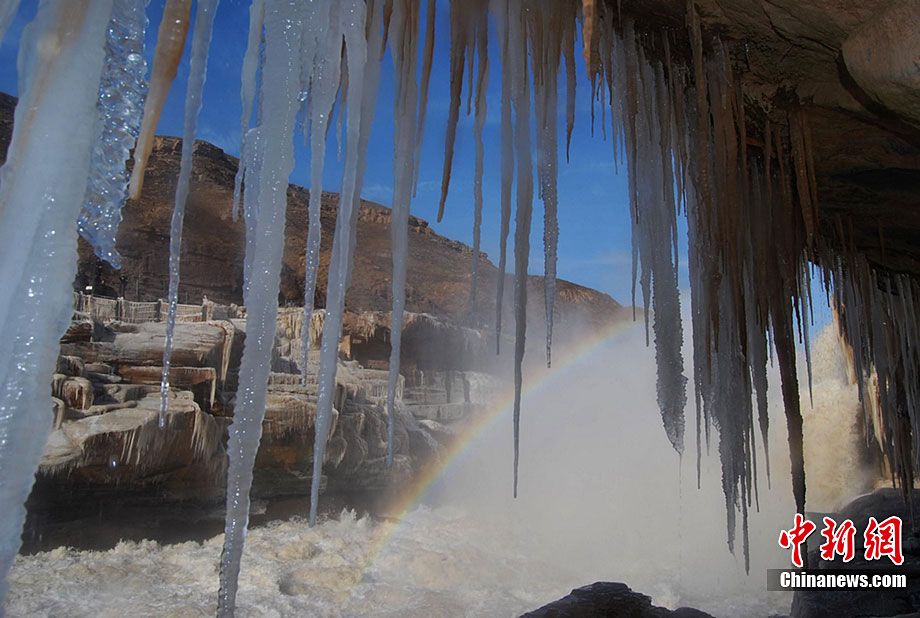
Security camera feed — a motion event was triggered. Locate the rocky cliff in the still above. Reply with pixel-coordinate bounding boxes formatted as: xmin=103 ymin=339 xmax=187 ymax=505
xmin=0 ymin=92 xmax=626 ymax=341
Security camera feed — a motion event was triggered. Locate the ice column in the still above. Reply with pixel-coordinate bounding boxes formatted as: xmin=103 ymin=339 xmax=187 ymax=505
xmin=0 ymin=0 xmax=114 ymax=601
xmin=158 ymin=0 xmax=221 ymax=426
xmin=217 ymin=1 xmax=303 ymax=614
xmin=78 ymin=0 xmax=148 ymax=268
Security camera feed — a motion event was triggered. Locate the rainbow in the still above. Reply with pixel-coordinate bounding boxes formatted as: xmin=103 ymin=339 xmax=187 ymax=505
xmin=345 ymin=316 xmax=642 ymax=583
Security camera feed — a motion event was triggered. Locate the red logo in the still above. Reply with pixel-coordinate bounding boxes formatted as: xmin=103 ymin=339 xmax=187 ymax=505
xmin=779 ymin=515 xmax=904 ymax=567
xmin=864 ymin=516 xmax=904 ymax=565
xmin=778 ymin=513 xmax=816 ymax=568
xmin=819 ymin=517 xmax=856 ymax=562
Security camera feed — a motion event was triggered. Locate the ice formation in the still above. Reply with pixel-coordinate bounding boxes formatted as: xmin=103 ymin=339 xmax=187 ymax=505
xmin=216 ymin=1 xmax=305 ymax=614
xmin=0 ymin=0 xmax=116 ymax=599
xmin=231 ymin=0 xmax=264 ymax=221
xmin=297 ymin=0 xmax=344 ymax=384
xmin=385 ymin=0 xmax=423 ymax=466
xmin=4 ymin=0 xmax=920 ymax=610
xmin=158 ymin=0 xmax=220 ymax=426
xmin=128 ymin=0 xmax=191 ymax=200
xmin=310 ymin=0 xmax=383 ymax=530
xmin=77 ymin=0 xmax=148 ymax=268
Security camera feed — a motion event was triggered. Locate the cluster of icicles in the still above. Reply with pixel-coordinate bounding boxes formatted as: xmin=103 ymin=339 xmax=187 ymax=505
xmin=0 ymin=0 xmax=918 ymax=614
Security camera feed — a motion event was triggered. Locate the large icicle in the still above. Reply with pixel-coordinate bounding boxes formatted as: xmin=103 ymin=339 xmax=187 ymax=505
xmin=509 ymin=0 xmax=532 ymax=498
xmin=530 ymin=3 xmax=561 ymax=367
xmin=157 ymin=0 xmax=220 ymax=427
xmin=216 ymin=1 xmax=304 ymax=614
xmin=0 ymin=0 xmax=114 ymax=601
xmin=127 ymin=0 xmax=191 ymax=200
xmin=298 ymin=0 xmax=343 ymax=383
xmin=385 ymin=0 xmax=422 ymax=466
xmin=468 ymin=10 xmax=488 ymax=316
xmin=232 ymin=0 xmax=265 ymax=220
xmin=310 ymin=0 xmax=383 ymax=526
xmin=77 ymin=0 xmax=148 ymax=268
xmin=493 ymin=0 xmax=513 ymax=355
xmin=435 ymin=0 xmax=469 ymax=222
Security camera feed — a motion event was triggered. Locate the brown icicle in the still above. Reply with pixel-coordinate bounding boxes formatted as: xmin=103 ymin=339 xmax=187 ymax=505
xmin=128 ymin=0 xmax=192 ymax=200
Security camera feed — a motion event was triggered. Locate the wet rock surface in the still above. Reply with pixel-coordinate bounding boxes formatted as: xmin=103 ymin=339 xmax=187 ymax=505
xmin=520 ymin=582 xmax=714 ymax=618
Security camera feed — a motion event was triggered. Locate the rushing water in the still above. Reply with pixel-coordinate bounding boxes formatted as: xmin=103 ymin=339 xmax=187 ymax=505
xmin=6 ymin=319 xmax=874 ymax=617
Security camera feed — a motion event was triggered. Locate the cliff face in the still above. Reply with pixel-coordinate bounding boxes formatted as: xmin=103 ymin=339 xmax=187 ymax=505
xmin=0 ymin=92 xmax=626 ymax=339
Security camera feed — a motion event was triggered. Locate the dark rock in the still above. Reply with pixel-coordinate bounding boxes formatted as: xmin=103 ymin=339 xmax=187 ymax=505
xmin=520 ymin=582 xmax=714 ymax=618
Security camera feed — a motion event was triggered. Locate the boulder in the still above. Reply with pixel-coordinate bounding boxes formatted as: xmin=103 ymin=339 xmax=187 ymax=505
xmin=39 ymin=391 xmax=225 ymax=495
xmin=521 ymin=582 xmax=714 ymax=618
xmin=60 ymin=316 xmax=93 ymax=344
xmin=60 ymin=321 xmax=230 ymax=370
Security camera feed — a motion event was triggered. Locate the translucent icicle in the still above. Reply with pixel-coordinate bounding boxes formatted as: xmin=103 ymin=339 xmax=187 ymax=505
xmin=157 ymin=0 xmax=220 ymax=427
xmin=509 ymin=0 xmax=532 ymax=498
xmin=468 ymin=16 xmax=488 ymax=316
xmin=493 ymin=0 xmax=513 ymax=355
xmin=128 ymin=0 xmax=191 ymax=200
xmin=78 ymin=0 xmax=148 ymax=268
xmin=532 ymin=4 xmax=560 ymax=368
xmin=0 ymin=0 xmax=114 ymax=600
xmin=299 ymin=0 xmax=343 ymax=383
xmin=232 ymin=0 xmax=265 ymax=221
xmin=386 ymin=0 xmax=420 ymax=466
xmin=216 ymin=2 xmax=303 ymax=614
xmin=411 ymin=0 xmax=435 ymax=195
xmin=310 ymin=0 xmax=382 ymax=526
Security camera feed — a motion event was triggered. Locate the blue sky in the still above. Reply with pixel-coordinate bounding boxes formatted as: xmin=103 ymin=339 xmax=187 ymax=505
xmin=0 ymin=1 xmax=833 ymax=331
xmin=0 ymin=0 xmax=649 ymax=308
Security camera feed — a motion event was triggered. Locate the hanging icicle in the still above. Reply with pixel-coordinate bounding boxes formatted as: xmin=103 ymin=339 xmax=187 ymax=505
xmin=298 ymin=0 xmax=344 ymax=384
xmin=385 ymin=0 xmax=423 ymax=466
xmin=309 ymin=0 xmax=384 ymax=527
xmin=0 ymin=0 xmax=115 ymax=602
xmin=157 ymin=0 xmax=221 ymax=428
xmin=508 ymin=0 xmax=533 ymax=498
xmin=232 ymin=0 xmax=265 ymax=221
xmin=128 ymin=0 xmax=191 ymax=200
xmin=217 ymin=1 xmax=304 ymax=614
xmin=77 ymin=0 xmax=148 ymax=268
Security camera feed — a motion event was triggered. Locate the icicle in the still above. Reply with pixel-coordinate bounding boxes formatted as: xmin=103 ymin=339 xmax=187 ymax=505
xmin=127 ymin=0 xmax=192 ymax=200
xmin=531 ymin=3 xmax=560 ymax=368
xmin=216 ymin=1 xmax=304 ymax=614
xmin=77 ymin=0 xmax=148 ymax=268
xmin=411 ymin=0 xmax=436 ymax=195
xmin=563 ymin=10 xmax=576 ymax=162
xmin=468 ymin=14 xmax=488 ymax=317
xmin=299 ymin=0 xmax=343 ymax=384
xmin=232 ymin=0 xmax=265 ymax=221
xmin=493 ymin=0 xmax=513 ymax=355
xmin=436 ymin=0 xmax=469 ymax=222
xmin=581 ymin=0 xmax=595 ymax=76
xmin=157 ymin=0 xmax=220 ymax=428
xmin=310 ymin=0 xmax=383 ymax=526
xmin=0 ymin=0 xmax=20 ymax=46
xmin=509 ymin=0 xmax=532 ymax=498
xmin=385 ymin=0 xmax=421 ymax=466
xmin=0 ymin=0 xmax=114 ymax=600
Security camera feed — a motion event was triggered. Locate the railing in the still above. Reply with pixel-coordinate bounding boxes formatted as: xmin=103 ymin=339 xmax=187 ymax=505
xmin=73 ymin=292 xmax=237 ymax=324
